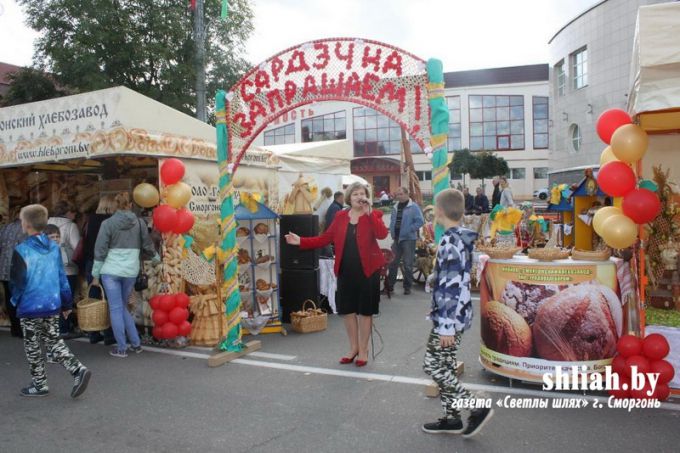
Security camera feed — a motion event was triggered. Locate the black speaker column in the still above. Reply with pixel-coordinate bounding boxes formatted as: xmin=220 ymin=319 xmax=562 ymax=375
xmin=279 ymin=215 xmax=321 ymax=322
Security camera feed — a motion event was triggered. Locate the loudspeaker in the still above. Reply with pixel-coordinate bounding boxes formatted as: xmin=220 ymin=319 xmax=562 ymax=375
xmin=280 ymin=214 xmax=320 ymax=270
xmin=280 ymin=268 xmax=320 ymax=323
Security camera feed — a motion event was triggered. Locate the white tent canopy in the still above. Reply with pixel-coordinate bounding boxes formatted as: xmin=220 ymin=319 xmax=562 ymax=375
xmin=628 ymin=2 xmax=680 ymax=118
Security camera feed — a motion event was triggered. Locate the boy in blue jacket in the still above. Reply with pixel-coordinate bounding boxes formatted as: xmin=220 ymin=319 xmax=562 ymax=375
xmin=10 ymin=205 xmax=91 ymax=398
xmin=422 ymin=189 xmax=492 ymax=437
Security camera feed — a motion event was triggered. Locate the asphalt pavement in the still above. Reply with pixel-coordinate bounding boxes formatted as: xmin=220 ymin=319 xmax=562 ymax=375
xmin=2 ymin=285 xmax=680 ymax=453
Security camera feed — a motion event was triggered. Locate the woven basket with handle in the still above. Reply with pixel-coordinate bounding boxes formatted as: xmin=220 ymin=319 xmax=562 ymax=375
xmin=290 ymin=300 xmax=327 ymax=334
xmin=77 ymin=283 xmax=110 ymax=331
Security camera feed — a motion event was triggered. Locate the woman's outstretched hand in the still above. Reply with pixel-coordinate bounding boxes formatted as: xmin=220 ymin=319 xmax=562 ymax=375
xmin=284 ymin=232 xmax=301 ymax=246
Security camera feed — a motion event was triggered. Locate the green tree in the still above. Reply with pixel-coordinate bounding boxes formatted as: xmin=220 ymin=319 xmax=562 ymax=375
xmin=469 ymin=150 xmax=509 ymax=187
xmin=0 ymin=68 xmax=69 ymax=106
xmin=449 ymin=149 xmax=478 ymax=187
xmin=18 ymin=0 xmax=254 ymax=116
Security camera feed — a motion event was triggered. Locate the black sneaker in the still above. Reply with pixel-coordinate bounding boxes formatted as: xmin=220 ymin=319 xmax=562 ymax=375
xmin=130 ymin=345 xmax=143 ymax=354
xmin=422 ymin=417 xmax=464 ymax=434
xmin=462 ymin=408 xmax=494 ymax=438
xmin=404 ymin=288 xmax=412 ymax=295
xmin=71 ymin=367 xmax=91 ymax=398
xmin=20 ymin=385 xmax=49 ymax=397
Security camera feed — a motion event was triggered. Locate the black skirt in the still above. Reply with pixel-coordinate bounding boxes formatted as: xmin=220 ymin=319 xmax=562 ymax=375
xmin=336 ymin=223 xmax=380 ymax=316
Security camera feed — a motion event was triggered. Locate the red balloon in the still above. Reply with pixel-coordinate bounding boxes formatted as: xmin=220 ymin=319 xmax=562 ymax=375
xmin=160 ymin=158 xmax=185 ymax=185
xmin=608 ymin=374 xmax=631 ymax=399
xmin=149 ymin=295 xmax=161 ymax=310
xmin=153 ymin=204 xmax=178 ymax=233
xmin=172 ymin=208 xmax=195 ymax=234
xmin=152 ymin=326 xmax=164 ymax=339
xmin=653 ymin=383 xmax=670 ymax=401
xmin=152 ymin=310 xmax=169 ymax=326
xmin=643 ymin=333 xmax=670 ymax=360
xmin=612 ymin=355 xmax=627 ymax=375
xmin=597 ymin=109 xmax=632 ymax=144
xmin=161 ymin=322 xmax=179 ymax=339
xmin=178 ymin=320 xmax=192 ymax=337
xmin=630 ymin=381 xmax=655 ymax=399
xmin=622 ymin=189 xmax=661 ymax=225
xmin=617 ymin=335 xmax=643 ymax=358
xmin=650 ymin=359 xmax=675 ymax=384
xmin=597 ymin=161 xmax=637 ymax=197
xmin=625 ymin=355 xmax=651 ymax=376
xmin=169 ymin=307 xmax=189 ymax=325
xmin=158 ymin=294 xmax=176 ymax=312
xmin=175 ymin=293 xmax=190 ymax=309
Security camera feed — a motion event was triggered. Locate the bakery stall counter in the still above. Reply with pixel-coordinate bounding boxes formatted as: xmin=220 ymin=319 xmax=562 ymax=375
xmin=477 ymin=255 xmax=637 ymax=383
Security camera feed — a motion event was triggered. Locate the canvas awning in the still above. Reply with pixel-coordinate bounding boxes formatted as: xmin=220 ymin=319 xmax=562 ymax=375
xmin=628 ymin=2 xmax=680 ymax=133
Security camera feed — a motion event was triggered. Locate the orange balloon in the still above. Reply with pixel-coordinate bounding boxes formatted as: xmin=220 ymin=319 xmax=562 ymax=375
xmin=166 ymin=182 xmax=192 ymax=208
xmin=611 ymin=124 xmax=648 ymax=163
xmin=592 ymin=206 xmax=621 ymax=235
xmin=600 ymin=214 xmax=638 ymax=249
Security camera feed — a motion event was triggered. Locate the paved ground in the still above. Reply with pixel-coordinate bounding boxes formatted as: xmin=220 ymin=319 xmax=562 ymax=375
xmin=2 ymin=285 xmax=680 ymax=453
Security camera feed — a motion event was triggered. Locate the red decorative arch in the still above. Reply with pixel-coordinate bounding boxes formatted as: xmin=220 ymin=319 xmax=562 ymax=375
xmin=225 ymin=37 xmax=432 ymax=170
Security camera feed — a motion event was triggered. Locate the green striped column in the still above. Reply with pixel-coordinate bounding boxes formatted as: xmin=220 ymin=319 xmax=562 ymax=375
xmin=215 ymin=90 xmax=243 ymax=352
xmin=427 ymin=59 xmax=451 ymax=243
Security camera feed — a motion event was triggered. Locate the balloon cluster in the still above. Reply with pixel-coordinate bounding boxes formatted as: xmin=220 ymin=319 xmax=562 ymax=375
xmin=594 ymin=109 xmax=661 ymax=249
xmin=152 ymin=159 xmax=195 ymax=234
xmin=609 ymin=334 xmax=674 ymax=401
xmin=149 ymin=293 xmax=192 ymax=340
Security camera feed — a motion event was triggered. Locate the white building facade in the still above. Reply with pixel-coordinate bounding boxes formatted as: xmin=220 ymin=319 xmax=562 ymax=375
xmin=252 ymin=65 xmax=550 ymax=200
xmin=548 ymin=0 xmax=669 ymax=179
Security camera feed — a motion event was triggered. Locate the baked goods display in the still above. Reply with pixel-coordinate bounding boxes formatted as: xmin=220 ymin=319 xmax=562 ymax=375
xmin=256 ymin=254 xmax=273 ymax=264
xmin=532 ymin=283 xmax=622 ymax=361
xmin=254 ymin=223 xmax=269 ymax=235
xmin=481 ymin=300 xmax=533 ymax=357
xmin=236 ymin=227 xmax=250 ymax=237
xmin=256 ymin=279 xmax=272 ymax=291
xmin=237 ymin=249 xmax=252 ymax=265
xmin=500 ymin=282 xmax=562 ymax=326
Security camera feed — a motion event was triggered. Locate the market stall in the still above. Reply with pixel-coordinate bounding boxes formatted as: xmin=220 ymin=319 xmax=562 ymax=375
xmin=627 ymin=1 xmax=680 ymax=391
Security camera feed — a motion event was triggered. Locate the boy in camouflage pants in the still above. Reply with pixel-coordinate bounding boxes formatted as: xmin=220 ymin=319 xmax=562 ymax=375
xmin=422 ymin=189 xmax=493 ymax=437
xmin=10 ymin=205 xmax=91 ymax=398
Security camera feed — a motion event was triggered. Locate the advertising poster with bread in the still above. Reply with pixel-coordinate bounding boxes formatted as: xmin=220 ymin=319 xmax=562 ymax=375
xmin=479 ymin=258 xmax=626 ymax=382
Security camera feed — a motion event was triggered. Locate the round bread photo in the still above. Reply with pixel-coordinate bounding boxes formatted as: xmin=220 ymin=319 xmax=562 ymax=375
xmin=532 ymin=282 xmax=623 ymax=361
xmin=481 ymin=300 xmax=533 ymax=357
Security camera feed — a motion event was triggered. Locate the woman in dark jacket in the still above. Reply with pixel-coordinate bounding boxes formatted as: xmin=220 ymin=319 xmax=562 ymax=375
xmin=285 ymin=182 xmax=388 ymax=367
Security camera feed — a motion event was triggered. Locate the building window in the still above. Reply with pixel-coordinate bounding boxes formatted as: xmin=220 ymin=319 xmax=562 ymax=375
xmin=510 ymin=168 xmax=526 ymax=180
xmin=416 ymin=171 xmax=432 ymax=182
xmin=352 ymin=107 xmax=421 ymax=156
xmin=532 ymin=96 xmax=549 ymax=149
xmin=555 ymin=60 xmax=566 ymax=97
xmin=446 ymin=96 xmax=461 ymax=151
xmin=450 ymin=172 xmax=462 ymax=181
xmin=263 ymin=123 xmax=295 ymax=145
xmin=571 ymin=47 xmax=588 ymax=90
xmin=533 ymin=167 xmax=549 ymax=179
xmin=469 ymin=95 xmax=524 ymax=151
xmin=570 ymin=124 xmax=582 ymax=151
xmin=301 ymin=110 xmax=347 ymax=142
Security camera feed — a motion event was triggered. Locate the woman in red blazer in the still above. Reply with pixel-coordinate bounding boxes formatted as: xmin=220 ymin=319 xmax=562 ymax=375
xmin=285 ymin=182 xmax=388 ymax=367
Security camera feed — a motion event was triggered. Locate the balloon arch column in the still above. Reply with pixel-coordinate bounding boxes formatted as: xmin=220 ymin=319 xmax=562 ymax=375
xmin=214 ymin=38 xmax=451 ymax=352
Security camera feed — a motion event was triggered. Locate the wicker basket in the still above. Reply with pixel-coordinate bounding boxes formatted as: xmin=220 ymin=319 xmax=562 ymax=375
xmin=478 ymin=246 xmax=522 ymax=260
xmin=77 ymin=284 xmax=110 ymax=331
xmin=528 ymin=247 xmax=571 ymax=261
xmin=290 ymin=300 xmax=327 ymax=334
xmin=571 ymin=248 xmax=611 ymax=261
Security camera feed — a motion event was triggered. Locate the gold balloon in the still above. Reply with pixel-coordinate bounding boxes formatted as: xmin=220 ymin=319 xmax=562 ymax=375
xmin=610 ymin=124 xmax=648 ymax=163
xmin=166 ymin=182 xmax=192 ymax=208
xmin=592 ymin=206 xmax=621 ymax=235
xmin=599 ymin=146 xmax=620 ymax=166
xmin=600 ymin=214 xmax=638 ymax=249
xmin=132 ymin=183 xmax=160 ymax=208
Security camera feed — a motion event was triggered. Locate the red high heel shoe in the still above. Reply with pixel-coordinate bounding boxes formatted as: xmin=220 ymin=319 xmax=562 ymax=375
xmin=339 ymin=353 xmax=358 ymax=364
xmin=355 ymin=358 xmax=368 ymax=367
